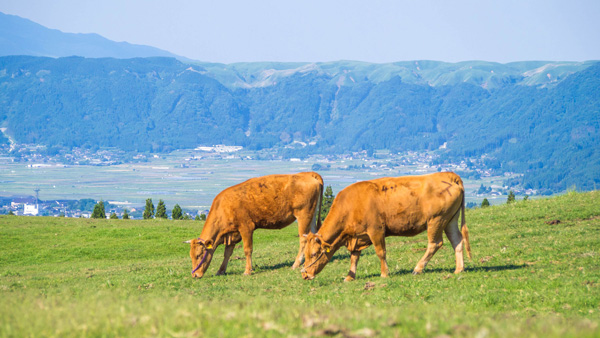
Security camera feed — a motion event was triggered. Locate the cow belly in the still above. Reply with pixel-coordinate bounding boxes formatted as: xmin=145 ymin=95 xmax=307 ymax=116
xmin=255 ymin=214 xmax=296 ymax=230
xmin=346 ymin=234 xmax=372 ymax=251
xmin=386 ymin=222 xmax=427 ymax=237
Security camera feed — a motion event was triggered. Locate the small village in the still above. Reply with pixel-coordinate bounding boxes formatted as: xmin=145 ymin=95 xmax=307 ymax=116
xmin=0 ymin=143 xmax=538 ymax=218
xmin=2 ymin=195 xmax=207 ymax=219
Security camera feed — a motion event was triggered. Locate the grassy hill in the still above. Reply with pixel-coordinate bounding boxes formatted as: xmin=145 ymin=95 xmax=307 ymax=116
xmin=1 ymin=191 xmax=598 ymax=337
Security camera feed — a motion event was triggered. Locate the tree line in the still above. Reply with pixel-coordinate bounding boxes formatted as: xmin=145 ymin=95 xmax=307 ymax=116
xmin=90 ymin=199 xmax=207 ymax=221
xmin=89 ymin=186 xmax=528 ymax=220
xmin=478 ymin=190 xmax=528 ymax=208
xmin=89 ymin=187 xmax=340 ymax=221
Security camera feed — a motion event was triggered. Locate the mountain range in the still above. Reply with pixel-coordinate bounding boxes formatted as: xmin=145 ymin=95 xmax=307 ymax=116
xmin=0 ymin=12 xmax=598 ymax=193
xmin=0 ymin=12 xmax=187 ymax=61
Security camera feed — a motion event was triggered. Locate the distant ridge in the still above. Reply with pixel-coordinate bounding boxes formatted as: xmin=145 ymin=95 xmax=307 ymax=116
xmin=0 ymin=12 xmax=191 ymax=61
xmin=199 ymin=59 xmax=597 ymax=90
xmin=0 ymin=56 xmax=598 ymax=193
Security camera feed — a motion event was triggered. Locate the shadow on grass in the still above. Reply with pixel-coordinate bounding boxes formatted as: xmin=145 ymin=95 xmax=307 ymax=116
xmin=354 ymin=264 xmax=529 ymax=279
xmin=252 ymin=251 xmax=353 ymax=273
xmin=466 ymin=264 xmax=528 ymax=273
xmin=255 ymin=260 xmax=296 ymax=271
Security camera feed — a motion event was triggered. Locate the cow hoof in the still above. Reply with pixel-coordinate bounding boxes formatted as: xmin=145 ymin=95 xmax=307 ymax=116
xmin=216 ymin=270 xmax=226 ymax=276
xmin=454 ymin=269 xmax=464 ymax=274
xmin=243 ymin=271 xmax=252 ymax=276
xmin=291 ymin=264 xmax=300 ymax=270
xmin=380 ymin=274 xmax=388 ymax=278
xmin=344 ymin=276 xmax=355 ymax=282
xmin=412 ymin=270 xmax=422 ymax=275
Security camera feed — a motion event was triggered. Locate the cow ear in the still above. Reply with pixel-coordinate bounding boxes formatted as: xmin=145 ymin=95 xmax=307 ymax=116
xmin=314 ymin=237 xmax=321 ymax=244
xmin=204 ymin=239 xmax=214 ymax=249
xmin=322 ymin=242 xmax=332 ymax=253
xmin=302 ymin=234 xmax=308 ymax=238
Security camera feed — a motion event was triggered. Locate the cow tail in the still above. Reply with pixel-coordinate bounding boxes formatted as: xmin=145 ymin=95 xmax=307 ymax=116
xmin=461 ymin=192 xmax=472 ymax=260
xmin=316 ymin=182 xmax=323 ymax=232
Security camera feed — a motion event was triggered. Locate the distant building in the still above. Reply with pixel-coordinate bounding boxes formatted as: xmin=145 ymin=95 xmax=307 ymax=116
xmin=24 ymin=203 xmax=39 ymax=216
xmin=195 ymin=145 xmax=243 ymax=153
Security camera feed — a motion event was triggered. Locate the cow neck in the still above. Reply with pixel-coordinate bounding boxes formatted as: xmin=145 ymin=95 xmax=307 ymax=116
xmin=198 ymin=218 xmax=220 ymax=245
xmin=315 ymin=232 xmax=346 ymax=257
xmin=317 ymin=217 xmax=346 ymax=249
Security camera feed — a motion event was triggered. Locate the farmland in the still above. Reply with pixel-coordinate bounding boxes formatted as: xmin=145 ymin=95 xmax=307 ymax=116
xmin=1 ymin=149 xmax=519 ymax=214
xmin=0 ymin=190 xmax=598 ymax=337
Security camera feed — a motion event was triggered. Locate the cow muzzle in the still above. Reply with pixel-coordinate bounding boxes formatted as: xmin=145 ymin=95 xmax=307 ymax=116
xmin=301 ymin=271 xmax=314 ymax=280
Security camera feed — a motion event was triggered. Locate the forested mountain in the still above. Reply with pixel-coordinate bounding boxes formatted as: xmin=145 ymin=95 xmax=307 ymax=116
xmin=0 ymin=12 xmax=186 ymax=60
xmin=0 ymin=55 xmax=598 ymax=192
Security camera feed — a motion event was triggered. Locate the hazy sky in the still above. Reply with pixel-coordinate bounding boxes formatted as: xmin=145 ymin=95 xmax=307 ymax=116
xmin=1 ymin=0 xmax=599 ymax=63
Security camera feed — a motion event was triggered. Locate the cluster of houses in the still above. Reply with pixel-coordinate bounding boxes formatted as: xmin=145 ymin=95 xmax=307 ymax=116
xmin=2 ymin=196 xmax=115 ymax=218
xmin=2 ymin=196 xmax=209 ymax=220
xmin=5 ymin=143 xmax=148 ymax=166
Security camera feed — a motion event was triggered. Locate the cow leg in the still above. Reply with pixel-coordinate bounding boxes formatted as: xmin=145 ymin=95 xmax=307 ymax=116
xmin=444 ymin=211 xmax=464 ymax=274
xmin=413 ymin=220 xmax=444 ymax=275
xmin=292 ymin=214 xmax=313 ymax=269
xmin=344 ymin=250 xmax=361 ymax=282
xmin=292 ymin=233 xmax=307 ymax=269
xmin=371 ymin=234 xmax=389 ymax=278
xmin=240 ymin=229 xmax=254 ymax=275
xmin=216 ymin=243 xmax=236 ymax=275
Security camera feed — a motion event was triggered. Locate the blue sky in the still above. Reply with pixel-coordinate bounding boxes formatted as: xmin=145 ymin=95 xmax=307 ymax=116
xmin=1 ymin=0 xmax=599 ymax=63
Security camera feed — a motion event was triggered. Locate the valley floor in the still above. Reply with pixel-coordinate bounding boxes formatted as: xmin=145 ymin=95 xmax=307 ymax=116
xmin=1 ymin=149 xmax=525 ymax=217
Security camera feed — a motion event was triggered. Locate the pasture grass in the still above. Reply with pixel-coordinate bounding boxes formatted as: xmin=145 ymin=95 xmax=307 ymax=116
xmin=0 ymin=190 xmax=599 ymax=337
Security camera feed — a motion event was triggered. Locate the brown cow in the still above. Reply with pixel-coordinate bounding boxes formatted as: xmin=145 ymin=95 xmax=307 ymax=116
xmin=186 ymin=172 xmax=323 ymax=278
xmin=301 ymin=172 xmax=472 ymax=281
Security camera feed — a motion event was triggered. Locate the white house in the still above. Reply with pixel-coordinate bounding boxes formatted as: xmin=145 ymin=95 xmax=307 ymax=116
xmin=24 ymin=204 xmax=39 ymax=216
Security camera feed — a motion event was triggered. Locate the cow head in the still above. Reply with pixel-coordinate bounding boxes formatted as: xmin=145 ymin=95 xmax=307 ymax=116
xmin=301 ymin=233 xmax=333 ymax=280
xmin=185 ymin=238 xmax=215 ymax=278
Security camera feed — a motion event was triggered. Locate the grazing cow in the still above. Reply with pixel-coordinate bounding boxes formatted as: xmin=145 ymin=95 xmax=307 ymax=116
xmin=186 ymin=172 xmax=323 ymax=278
xmin=301 ymin=172 xmax=472 ymax=281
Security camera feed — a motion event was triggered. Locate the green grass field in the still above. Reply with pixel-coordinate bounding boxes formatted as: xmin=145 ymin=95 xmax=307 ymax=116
xmin=1 ymin=191 xmax=598 ymax=337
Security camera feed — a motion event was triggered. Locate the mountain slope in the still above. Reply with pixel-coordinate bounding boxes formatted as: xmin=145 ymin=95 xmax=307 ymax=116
xmin=0 ymin=56 xmax=598 ymax=192
xmin=436 ymin=62 xmax=600 ymax=191
xmin=0 ymin=56 xmax=248 ymax=151
xmin=0 ymin=12 xmax=188 ymax=60
xmin=200 ymin=60 xmax=596 ymax=90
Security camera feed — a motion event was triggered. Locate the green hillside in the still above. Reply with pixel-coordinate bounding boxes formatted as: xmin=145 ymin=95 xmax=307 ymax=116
xmin=0 ymin=56 xmax=599 ymax=192
xmin=0 ymin=191 xmax=598 ymax=337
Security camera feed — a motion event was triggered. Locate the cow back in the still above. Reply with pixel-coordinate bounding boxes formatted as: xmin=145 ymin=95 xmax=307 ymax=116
xmin=321 ymin=172 xmax=464 ymax=239
xmin=206 ymin=172 xmax=322 ymax=231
